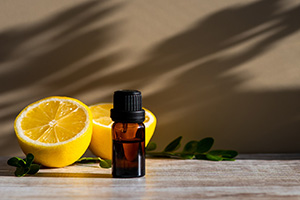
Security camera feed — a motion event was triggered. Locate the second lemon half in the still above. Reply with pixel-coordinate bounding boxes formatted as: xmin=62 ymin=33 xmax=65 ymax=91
xmin=89 ymin=103 xmax=156 ymax=159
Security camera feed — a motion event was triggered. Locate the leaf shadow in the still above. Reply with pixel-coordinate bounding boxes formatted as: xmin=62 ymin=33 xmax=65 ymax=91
xmin=1 ymin=0 xmax=300 ymax=155
xmin=79 ymin=0 xmax=300 ymax=152
xmin=0 ymin=1 xmax=124 ymax=156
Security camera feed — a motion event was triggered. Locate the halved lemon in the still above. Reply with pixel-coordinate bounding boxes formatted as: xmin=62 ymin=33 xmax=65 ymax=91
xmin=14 ymin=96 xmax=93 ymax=167
xmin=89 ymin=103 xmax=156 ymax=159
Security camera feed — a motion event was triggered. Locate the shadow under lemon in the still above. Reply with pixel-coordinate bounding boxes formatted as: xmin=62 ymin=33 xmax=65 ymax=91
xmin=89 ymin=103 xmax=157 ymax=160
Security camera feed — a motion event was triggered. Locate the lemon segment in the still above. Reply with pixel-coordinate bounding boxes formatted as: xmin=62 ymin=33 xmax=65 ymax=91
xmin=14 ymin=96 xmax=93 ymax=167
xmin=89 ymin=103 xmax=156 ymax=160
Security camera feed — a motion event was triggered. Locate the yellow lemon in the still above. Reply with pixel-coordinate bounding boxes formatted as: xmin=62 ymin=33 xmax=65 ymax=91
xmin=89 ymin=103 xmax=156 ymax=159
xmin=14 ymin=96 xmax=93 ymax=167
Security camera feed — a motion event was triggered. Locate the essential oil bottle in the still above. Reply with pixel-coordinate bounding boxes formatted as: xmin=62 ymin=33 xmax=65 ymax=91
xmin=110 ymin=90 xmax=145 ymax=178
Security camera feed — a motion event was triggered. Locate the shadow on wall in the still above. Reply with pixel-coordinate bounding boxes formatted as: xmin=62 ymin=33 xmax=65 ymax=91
xmin=0 ymin=1 xmax=124 ymax=155
xmin=0 ymin=0 xmax=299 ymax=155
xmin=145 ymin=0 xmax=300 ymax=152
xmin=143 ymin=0 xmax=300 ymax=152
xmin=77 ymin=0 xmax=300 ymax=152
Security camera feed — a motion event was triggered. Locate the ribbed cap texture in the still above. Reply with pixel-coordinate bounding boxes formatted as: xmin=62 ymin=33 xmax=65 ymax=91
xmin=111 ymin=90 xmax=145 ymax=123
xmin=113 ymin=90 xmax=142 ymax=112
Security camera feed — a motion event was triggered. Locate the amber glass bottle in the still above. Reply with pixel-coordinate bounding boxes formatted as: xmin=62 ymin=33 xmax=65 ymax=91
xmin=110 ymin=90 xmax=145 ymax=178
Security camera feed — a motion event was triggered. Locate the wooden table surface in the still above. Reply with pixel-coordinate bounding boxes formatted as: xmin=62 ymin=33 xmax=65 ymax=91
xmin=0 ymin=154 xmax=299 ymax=200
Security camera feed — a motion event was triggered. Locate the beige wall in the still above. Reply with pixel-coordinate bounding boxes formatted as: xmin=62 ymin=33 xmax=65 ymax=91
xmin=0 ymin=0 xmax=300 ymax=156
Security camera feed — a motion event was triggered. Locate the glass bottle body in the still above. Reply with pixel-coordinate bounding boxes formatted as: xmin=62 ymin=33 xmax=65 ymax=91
xmin=112 ymin=122 xmax=145 ymax=178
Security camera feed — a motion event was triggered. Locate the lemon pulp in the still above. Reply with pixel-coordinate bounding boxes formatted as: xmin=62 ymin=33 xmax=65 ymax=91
xmin=14 ymin=96 xmax=93 ymax=167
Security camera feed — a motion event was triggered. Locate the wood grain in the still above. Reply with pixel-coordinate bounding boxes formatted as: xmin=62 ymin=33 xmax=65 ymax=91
xmin=0 ymin=154 xmax=300 ymax=199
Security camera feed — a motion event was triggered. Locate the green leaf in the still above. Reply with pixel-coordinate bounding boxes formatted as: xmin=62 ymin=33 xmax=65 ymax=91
xmin=99 ymin=159 xmax=112 ymax=168
xmin=196 ymin=137 xmax=214 ymax=153
xmin=146 ymin=152 xmax=173 ymax=158
xmin=183 ymin=141 xmax=198 ymax=153
xmin=180 ymin=154 xmax=195 ymax=159
xmin=7 ymin=157 xmax=23 ymax=167
xmin=76 ymin=157 xmax=100 ymax=164
xmin=14 ymin=167 xmax=30 ymax=177
xmin=18 ymin=159 xmax=26 ymax=167
xmin=206 ymin=154 xmax=223 ymax=161
xmin=208 ymin=150 xmax=238 ymax=158
xmin=164 ymin=136 xmax=182 ymax=152
xmin=8 ymin=154 xmax=40 ymax=176
xmin=146 ymin=142 xmax=157 ymax=151
xmin=76 ymin=157 xmax=112 ymax=168
xmin=27 ymin=164 xmax=40 ymax=174
xmin=195 ymin=154 xmax=208 ymax=160
xmin=25 ymin=153 xmax=34 ymax=167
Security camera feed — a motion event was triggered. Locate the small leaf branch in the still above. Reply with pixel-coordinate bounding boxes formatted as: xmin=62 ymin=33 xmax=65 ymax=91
xmin=146 ymin=136 xmax=238 ymax=161
xmin=75 ymin=157 xmax=112 ymax=168
xmin=7 ymin=153 xmax=40 ymax=177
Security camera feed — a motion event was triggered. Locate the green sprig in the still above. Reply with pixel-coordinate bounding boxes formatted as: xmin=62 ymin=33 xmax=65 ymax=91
xmin=7 ymin=153 xmax=40 ymax=177
xmin=70 ymin=136 xmax=238 ymax=170
xmin=7 ymin=137 xmax=237 ymax=176
xmin=146 ymin=136 xmax=238 ymax=161
xmin=75 ymin=157 xmax=112 ymax=168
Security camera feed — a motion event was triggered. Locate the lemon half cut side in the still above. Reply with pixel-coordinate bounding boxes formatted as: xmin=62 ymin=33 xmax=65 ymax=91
xmin=14 ymin=96 xmax=93 ymax=167
xmin=89 ymin=103 xmax=156 ymax=160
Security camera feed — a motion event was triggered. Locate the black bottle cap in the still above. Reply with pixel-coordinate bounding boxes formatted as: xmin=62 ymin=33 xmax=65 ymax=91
xmin=110 ymin=90 xmax=145 ymax=123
